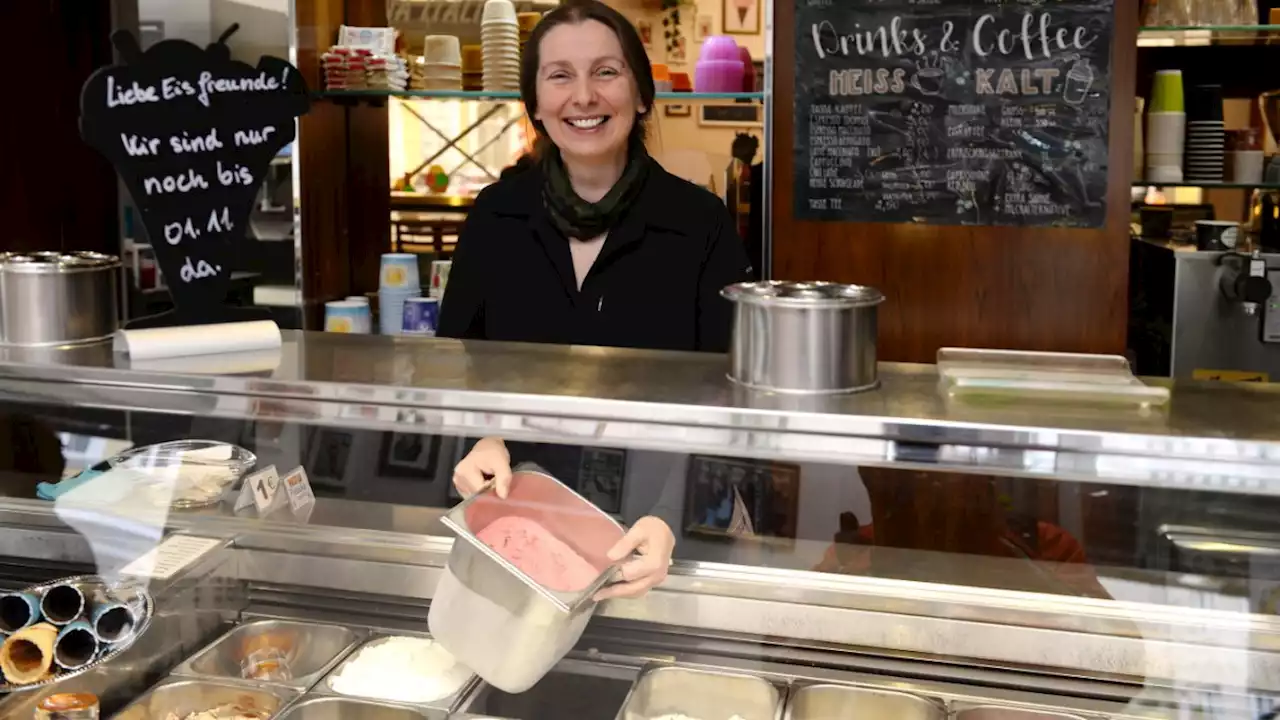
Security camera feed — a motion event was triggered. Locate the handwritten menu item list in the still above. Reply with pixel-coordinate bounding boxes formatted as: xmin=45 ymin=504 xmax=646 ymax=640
xmin=794 ymin=0 xmax=1113 ymax=227
xmin=80 ymin=28 xmax=309 ymax=327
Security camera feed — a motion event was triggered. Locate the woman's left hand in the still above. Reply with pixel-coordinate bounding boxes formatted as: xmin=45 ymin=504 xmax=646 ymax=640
xmin=594 ymin=516 xmax=675 ymax=602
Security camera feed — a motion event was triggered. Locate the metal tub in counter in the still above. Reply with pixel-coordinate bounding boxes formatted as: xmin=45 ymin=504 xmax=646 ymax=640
xmin=314 ymin=633 xmax=476 ymax=713
xmin=276 ymin=696 xmax=435 ymax=720
xmin=173 ymin=620 xmax=363 ymax=691
xmin=784 ymin=684 xmax=945 ymax=720
xmin=617 ymin=665 xmax=783 ymax=720
xmin=458 ymin=657 xmax=638 ymax=720
xmin=114 ymin=678 xmax=295 ymax=719
xmin=953 ymin=704 xmax=1093 ymax=720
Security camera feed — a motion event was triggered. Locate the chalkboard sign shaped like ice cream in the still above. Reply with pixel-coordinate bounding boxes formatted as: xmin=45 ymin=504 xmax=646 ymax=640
xmin=79 ymin=26 xmax=310 ymax=329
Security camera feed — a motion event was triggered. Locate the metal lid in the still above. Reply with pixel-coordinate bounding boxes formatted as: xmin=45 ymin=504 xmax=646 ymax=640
xmin=721 ymin=281 xmax=884 ymax=308
xmin=0 ymin=252 xmax=120 ymax=273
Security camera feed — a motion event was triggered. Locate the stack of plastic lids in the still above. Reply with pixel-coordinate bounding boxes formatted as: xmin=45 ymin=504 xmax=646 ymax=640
xmin=482 ymin=0 xmax=520 ymax=91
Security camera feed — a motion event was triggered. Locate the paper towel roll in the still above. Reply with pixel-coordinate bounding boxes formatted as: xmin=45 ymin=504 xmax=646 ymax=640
xmin=113 ymin=321 xmax=281 ymax=360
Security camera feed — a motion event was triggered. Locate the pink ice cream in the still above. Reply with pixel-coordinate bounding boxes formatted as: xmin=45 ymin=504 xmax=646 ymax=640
xmin=477 ymin=516 xmax=600 ymax=592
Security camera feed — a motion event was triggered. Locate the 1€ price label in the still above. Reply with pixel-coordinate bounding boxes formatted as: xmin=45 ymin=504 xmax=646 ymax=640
xmin=235 ymin=465 xmax=281 ymax=514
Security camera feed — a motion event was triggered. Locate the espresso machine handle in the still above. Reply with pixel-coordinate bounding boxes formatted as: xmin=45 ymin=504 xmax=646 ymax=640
xmin=1218 ymin=251 xmax=1273 ymax=316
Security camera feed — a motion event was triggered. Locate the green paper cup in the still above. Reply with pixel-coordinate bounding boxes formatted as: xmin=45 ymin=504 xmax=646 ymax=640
xmin=1150 ymin=70 xmax=1185 ymax=113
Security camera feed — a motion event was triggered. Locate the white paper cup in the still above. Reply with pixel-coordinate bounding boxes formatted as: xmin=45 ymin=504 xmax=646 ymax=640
xmin=1230 ymin=150 xmax=1265 ymax=184
xmin=482 ymin=0 xmax=517 ymax=23
xmin=1146 ymin=112 xmax=1186 ymax=155
xmin=424 ymin=35 xmax=463 ymax=65
xmin=1146 ymin=165 xmax=1183 ymax=183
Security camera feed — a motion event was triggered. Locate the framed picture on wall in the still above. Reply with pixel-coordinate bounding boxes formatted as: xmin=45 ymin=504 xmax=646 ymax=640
xmin=699 ymin=103 xmax=762 ymax=128
xmin=575 ymin=448 xmax=627 ymax=514
xmin=636 ymin=19 xmax=654 ymax=50
xmin=722 ymin=0 xmax=760 ymax=35
xmin=683 ymin=456 xmax=800 ymax=540
xmin=378 ymin=432 xmax=440 ymax=479
xmin=695 ymin=15 xmax=713 ymax=41
xmin=307 ymin=428 xmax=354 ymax=489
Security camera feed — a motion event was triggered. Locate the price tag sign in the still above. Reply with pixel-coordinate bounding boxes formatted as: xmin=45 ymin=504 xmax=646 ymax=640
xmin=235 ymin=465 xmax=281 ymax=514
xmin=78 ymin=26 xmax=309 ymax=328
xmin=120 ymin=535 xmax=222 ymax=580
xmin=282 ymin=466 xmax=315 ymax=516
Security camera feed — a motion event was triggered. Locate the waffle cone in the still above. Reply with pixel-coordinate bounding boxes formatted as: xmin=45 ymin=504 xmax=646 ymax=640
xmin=1 ymin=622 xmax=56 ymax=684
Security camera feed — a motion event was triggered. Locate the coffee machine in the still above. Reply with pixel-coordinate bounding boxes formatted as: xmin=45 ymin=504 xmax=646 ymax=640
xmin=1249 ymin=90 xmax=1280 ymax=251
xmin=1129 ymin=240 xmax=1280 ymax=379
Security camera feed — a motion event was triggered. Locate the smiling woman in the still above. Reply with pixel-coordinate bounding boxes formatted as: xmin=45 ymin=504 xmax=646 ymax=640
xmin=437 ymin=0 xmax=754 ymax=602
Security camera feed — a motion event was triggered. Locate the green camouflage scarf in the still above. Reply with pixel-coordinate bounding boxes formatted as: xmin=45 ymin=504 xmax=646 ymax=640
xmin=541 ymin=140 xmax=651 ymax=240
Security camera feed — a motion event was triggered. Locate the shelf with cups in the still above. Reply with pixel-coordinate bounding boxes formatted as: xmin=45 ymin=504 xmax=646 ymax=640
xmin=1133 ymin=180 xmax=1280 ymax=190
xmin=1138 ymin=24 xmax=1280 ymax=46
xmin=319 ymin=90 xmax=765 ymax=103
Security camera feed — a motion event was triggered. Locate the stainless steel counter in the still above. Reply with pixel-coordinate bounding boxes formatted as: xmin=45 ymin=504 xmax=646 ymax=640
xmin=1 ymin=332 xmax=1278 ymax=494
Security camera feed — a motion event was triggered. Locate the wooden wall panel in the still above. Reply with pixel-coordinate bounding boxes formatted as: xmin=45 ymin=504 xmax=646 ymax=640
xmin=771 ymin=6 xmax=1139 ymax=362
xmin=296 ymin=0 xmax=391 ymax=326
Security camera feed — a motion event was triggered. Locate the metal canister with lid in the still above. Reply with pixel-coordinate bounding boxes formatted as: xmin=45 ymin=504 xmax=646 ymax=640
xmin=0 ymin=252 xmax=120 ymax=347
xmin=721 ymin=280 xmax=885 ymax=394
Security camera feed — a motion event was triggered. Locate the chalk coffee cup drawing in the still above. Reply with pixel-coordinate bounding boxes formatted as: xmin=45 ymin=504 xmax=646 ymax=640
xmin=1195 ymin=220 xmax=1240 ymax=251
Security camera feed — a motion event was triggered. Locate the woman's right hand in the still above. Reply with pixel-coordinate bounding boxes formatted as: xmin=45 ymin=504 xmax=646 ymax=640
xmin=452 ymin=437 xmax=513 ymax=498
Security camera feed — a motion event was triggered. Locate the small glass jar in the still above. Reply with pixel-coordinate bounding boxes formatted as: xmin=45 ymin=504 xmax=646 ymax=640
xmin=35 ymin=693 xmax=99 ymax=720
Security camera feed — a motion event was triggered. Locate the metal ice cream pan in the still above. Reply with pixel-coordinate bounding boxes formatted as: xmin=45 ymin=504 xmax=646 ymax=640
xmin=277 ymin=696 xmax=436 ymax=720
xmin=315 ymin=633 xmax=477 ymax=712
xmin=172 ymin=619 xmax=363 ymax=691
xmin=617 ymin=664 xmax=783 ymax=720
xmin=784 ymin=683 xmax=945 ymax=720
xmin=114 ymin=678 xmax=295 ymax=719
xmin=429 ymin=468 xmax=626 ymax=694
xmin=953 ymin=704 xmax=1093 ymax=720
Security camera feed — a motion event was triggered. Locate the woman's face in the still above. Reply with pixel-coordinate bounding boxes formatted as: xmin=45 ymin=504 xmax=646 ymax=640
xmin=534 ymin=19 xmax=644 ymax=165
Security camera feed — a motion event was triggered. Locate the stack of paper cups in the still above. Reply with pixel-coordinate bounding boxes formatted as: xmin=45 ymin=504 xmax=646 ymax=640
xmin=1146 ymin=70 xmax=1185 ymax=184
xmin=379 ymin=253 xmax=422 ymax=335
xmin=325 ymin=300 xmax=371 ymax=334
xmin=482 ymin=0 xmax=520 ymax=91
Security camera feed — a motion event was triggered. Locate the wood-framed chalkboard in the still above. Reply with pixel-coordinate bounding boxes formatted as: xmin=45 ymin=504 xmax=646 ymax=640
xmin=793 ymin=0 xmax=1114 ymax=228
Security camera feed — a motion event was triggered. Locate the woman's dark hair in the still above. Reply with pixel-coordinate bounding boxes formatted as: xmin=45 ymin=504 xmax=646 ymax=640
xmin=520 ymin=0 xmax=656 ymax=156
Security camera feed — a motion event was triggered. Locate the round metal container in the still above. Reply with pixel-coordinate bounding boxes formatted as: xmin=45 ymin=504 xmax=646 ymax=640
xmin=722 ymin=281 xmax=885 ymax=394
xmin=0 ymin=252 xmax=120 ymax=347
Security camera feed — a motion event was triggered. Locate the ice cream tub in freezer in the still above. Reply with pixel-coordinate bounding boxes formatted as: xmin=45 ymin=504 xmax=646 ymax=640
xmin=316 ymin=633 xmax=476 ymax=711
xmin=951 ymin=704 xmax=1092 ymax=720
xmin=172 ymin=619 xmax=363 ymax=690
xmin=784 ymin=683 xmax=945 ymax=720
xmin=277 ymin=696 xmax=437 ymax=720
xmin=113 ymin=678 xmax=294 ymax=720
xmin=429 ymin=467 xmax=627 ymax=694
xmin=616 ymin=664 xmax=783 ymax=720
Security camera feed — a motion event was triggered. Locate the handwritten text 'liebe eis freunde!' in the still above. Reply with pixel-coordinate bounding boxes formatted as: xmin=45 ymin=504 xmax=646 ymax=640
xmin=103 ymin=70 xmax=288 ymax=109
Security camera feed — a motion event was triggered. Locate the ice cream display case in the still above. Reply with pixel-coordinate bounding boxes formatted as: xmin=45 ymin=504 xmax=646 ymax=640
xmin=0 ymin=331 xmax=1278 ymax=718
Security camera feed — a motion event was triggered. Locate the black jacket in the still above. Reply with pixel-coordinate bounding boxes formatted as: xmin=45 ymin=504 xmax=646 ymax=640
xmin=437 ymin=161 xmax=753 ymax=352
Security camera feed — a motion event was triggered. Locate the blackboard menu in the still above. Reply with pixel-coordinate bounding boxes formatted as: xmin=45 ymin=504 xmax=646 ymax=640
xmin=80 ymin=27 xmax=309 ymax=328
xmin=794 ymin=0 xmax=1113 ymax=228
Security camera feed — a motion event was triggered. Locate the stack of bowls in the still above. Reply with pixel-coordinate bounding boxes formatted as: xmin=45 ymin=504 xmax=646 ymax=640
xmin=482 ymin=0 xmax=520 ymax=91
xmin=379 ymin=253 xmax=422 ymax=335
xmin=695 ymin=36 xmax=745 ymax=92
xmin=517 ymin=12 xmax=541 ymax=55
xmin=414 ymin=35 xmax=463 ymax=91
xmin=1184 ymin=84 xmax=1225 ymax=183
xmin=462 ymin=45 xmax=483 ymax=91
